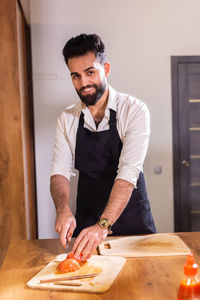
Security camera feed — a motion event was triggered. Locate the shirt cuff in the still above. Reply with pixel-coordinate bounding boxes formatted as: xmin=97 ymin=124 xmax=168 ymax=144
xmin=50 ymin=168 xmax=72 ymax=181
xmin=115 ymin=165 xmax=141 ymax=188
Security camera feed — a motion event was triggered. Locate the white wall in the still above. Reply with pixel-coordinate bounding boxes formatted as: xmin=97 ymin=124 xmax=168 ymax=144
xmin=29 ymin=0 xmax=200 ymax=238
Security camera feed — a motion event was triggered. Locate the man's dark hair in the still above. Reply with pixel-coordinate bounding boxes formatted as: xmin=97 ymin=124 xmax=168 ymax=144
xmin=62 ymin=33 xmax=106 ymax=65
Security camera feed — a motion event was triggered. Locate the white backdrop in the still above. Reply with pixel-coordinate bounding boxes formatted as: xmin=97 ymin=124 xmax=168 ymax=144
xmin=29 ymin=0 xmax=200 ymax=238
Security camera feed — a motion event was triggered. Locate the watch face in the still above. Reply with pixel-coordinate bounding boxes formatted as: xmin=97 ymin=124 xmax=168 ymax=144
xmin=99 ymin=218 xmax=111 ymax=229
xmin=102 ymin=220 xmax=107 ymax=226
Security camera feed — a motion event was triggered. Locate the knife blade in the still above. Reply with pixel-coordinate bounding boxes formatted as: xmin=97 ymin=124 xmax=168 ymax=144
xmin=66 ymin=240 xmax=69 ymax=254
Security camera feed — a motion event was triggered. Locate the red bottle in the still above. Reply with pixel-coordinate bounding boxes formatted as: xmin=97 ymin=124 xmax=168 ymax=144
xmin=177 ymin=253 xmax=200 ymax=300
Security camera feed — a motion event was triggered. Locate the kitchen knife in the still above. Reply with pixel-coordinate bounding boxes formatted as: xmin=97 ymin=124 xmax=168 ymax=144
xmin=66 ymin=240 xmax=69 ymax=254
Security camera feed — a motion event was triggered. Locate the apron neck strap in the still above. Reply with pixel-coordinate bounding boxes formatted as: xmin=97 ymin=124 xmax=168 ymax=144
xmin=79 ymin=109 xmax=116 ymax=128
xmin=109 ymin=109 xmax=117 ymax=127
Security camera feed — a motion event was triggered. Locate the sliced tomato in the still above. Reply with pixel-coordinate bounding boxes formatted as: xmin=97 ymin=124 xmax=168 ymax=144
xmin=57 ymin=251 xmax=88 ymax=273
xmin=67 ymin=252 xmax=87 ymax=264
xmin=57 ymin=257 xmax=80 ymax=273
xmin=67 ymin=252 xmax=75 ymax=259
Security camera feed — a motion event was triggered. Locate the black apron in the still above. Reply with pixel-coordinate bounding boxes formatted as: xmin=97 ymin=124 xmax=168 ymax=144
xmin=74 ymin=109 xmax=156 ymax=236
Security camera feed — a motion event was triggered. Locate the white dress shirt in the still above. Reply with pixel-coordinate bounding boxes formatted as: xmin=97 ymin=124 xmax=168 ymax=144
xmin=50 ymin=85 xmax=150 ymax=188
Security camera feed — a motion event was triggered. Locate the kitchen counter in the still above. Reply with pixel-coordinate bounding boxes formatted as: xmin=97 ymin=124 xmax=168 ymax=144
xmin=0 ymin=232 xmax=200 ymax=300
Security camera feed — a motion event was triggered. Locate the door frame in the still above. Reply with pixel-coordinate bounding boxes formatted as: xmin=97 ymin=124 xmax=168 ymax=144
xmin=171 ymin=56 xmax=200 ymax=232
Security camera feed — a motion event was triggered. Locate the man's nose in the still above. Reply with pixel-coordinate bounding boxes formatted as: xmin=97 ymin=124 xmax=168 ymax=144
xmin=80 ymin=75 xmax=89 ymax=88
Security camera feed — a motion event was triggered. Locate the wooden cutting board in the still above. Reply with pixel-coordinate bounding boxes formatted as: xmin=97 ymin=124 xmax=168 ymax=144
xmin=98 ymin=234 xmax=191 ymax=257
xmin=27 ymin=254 xmax=126 ymax=293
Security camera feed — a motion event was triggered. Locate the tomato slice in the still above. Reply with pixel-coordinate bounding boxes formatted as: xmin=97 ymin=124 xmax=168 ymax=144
xmin=57 ymin=257 xmax=80 ymax=273
xmin=67 ymin=252 xmax=87 ymax=264
xmin=57 ymin=252 xmax=87 ymax=273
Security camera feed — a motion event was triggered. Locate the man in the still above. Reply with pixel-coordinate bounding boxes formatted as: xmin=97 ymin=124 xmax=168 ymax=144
xmin=50 ymin=33 xmax=156 ymax=261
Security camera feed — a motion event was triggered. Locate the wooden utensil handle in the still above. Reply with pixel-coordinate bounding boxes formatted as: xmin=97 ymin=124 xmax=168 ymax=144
xmin=53 ymin=282 xmax=82 ymax=287
xmin=40 ymin=273 xmax=97 ymax=283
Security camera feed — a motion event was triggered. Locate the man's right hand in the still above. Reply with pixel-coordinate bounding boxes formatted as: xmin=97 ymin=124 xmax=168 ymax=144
xmin=55 ymin=210 xmax=76 ymax=248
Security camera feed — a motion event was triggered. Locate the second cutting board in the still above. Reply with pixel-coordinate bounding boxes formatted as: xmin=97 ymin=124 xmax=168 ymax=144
xmin=98 ymin=233 xmax=191 ymax=257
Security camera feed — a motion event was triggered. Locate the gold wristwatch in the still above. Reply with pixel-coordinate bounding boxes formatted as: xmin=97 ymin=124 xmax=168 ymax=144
xmin=97 ymin=218 xmax=112 ymax=234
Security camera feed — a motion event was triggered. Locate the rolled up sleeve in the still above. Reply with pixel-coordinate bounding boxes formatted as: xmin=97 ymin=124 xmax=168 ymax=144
xmin=116 ymin=102 xmax=150 ymax=187
xmin=50 ymin=113 xmax=74 ymax=181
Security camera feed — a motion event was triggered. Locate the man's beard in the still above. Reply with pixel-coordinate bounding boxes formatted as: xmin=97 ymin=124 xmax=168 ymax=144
xmin=76 ymin=81 xmax=106 ymax=106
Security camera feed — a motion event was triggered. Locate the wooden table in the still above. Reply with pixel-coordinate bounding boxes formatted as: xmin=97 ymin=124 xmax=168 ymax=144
xmin=0 ymin=232 xmax=200 ymax=300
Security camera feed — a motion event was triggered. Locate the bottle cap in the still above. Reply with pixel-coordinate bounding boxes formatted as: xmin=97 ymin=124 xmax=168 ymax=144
xmin=184 ymin=253 xmax=198 ymax=276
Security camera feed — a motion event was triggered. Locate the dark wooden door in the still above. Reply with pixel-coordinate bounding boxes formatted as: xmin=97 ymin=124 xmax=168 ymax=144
xmin=171 ymin=56 xmax=200 ymax=232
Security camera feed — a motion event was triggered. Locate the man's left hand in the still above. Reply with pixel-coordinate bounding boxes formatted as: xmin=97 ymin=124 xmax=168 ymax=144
xmin=71 ymin=224 xmax=108 ymax=261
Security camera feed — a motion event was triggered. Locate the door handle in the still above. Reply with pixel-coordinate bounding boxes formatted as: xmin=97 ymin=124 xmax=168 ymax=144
xmin=182 ymin=160 xmax=190 ymax=167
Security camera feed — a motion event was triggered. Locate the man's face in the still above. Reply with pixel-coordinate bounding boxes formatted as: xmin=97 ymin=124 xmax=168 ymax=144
xmin=68 ymin=52 xmax=110 ymax=106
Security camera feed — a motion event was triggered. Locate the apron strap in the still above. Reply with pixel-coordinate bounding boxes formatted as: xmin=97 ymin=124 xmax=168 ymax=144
xmin=109 ymin=109 xmax=117 ymax=127
xmin=79 ymin=111 xmax=84 ymax=127
xmin=79 ymin=110 xmax=117 ymax=128
xmin=109 ymin=109 xmax=122 ymax=159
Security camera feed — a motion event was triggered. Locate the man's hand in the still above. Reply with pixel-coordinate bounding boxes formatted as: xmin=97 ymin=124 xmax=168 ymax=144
xmin=55 ymin=210 xmax=76 ymax=248
xmin=50 ymin=174 xmax=76 ymax=248
xmin=72 ymin=224 xmax=108 ymax=261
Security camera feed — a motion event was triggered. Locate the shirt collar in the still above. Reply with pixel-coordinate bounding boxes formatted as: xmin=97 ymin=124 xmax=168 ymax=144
xmin=107 ymin=85 xmax=118 ymax=112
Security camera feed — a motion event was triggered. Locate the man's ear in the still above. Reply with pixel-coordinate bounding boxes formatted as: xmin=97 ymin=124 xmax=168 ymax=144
xmin=104 ymin=62 xmax=111 ymax=78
